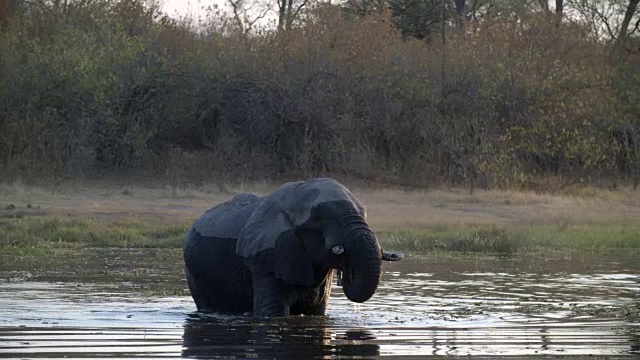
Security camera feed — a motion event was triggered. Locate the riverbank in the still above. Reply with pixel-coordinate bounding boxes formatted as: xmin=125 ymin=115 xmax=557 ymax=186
xmin=1 ymin=180 xmax=639 ymax=256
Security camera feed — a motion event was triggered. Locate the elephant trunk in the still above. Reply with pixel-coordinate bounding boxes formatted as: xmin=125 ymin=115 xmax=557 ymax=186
xmin=341 ymin=227 xmax=382 ymax=303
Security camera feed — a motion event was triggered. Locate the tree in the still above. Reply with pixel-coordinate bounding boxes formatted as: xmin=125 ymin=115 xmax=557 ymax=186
xmin=0 ymin=0 xmax=16 ymax=33
xmin=222 ymin=0 xmax=313 ymax=32
xmin=566 ymin=0 xmax=640 ymax=45
xmin=277 ymin=0 xmax=310 ymax=30
xmin=227 ymin=0 xmax=271 ymax=32
xmin=616 ymin=0 xmax=640 ymax=51
xmin=556 ymin=0 xmax=564 ymax=24
xmin=455 ymin=0 xmax=465 ymax=27
xmin=384 ymin=0 xmax=452 ymax=41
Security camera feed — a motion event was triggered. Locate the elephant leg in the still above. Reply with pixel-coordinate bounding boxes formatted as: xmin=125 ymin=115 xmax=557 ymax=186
xmin=294 ymin=288 xmax=330 ymax=316
xmin=252 ymin=273 xmax=292 ymax=317
xmin=291 ymin=271 xmax=334 ymax=316
xmin=185 ymin=269 xmax=208 ymax=312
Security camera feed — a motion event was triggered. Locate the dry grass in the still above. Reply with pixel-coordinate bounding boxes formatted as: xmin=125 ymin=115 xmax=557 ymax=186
xmin=2 ymin=178 xmax=638 ymax=228
xmin=350 ymin=184 xmax=640 ymax=231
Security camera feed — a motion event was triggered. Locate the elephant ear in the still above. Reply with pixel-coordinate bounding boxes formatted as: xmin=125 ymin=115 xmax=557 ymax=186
xmin=236 ymin=181 xmax=316 ymax=287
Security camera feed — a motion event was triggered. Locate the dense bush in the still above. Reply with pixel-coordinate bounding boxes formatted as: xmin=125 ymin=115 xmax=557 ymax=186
xmin=0 ymin=0 xmax=637 ymax=189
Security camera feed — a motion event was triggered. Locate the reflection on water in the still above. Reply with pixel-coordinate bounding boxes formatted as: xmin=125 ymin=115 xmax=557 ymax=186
xmin=0 ymin=252 xmax=638 ymax=358
xmin=182 ymin=314 xmax=381 ymax=358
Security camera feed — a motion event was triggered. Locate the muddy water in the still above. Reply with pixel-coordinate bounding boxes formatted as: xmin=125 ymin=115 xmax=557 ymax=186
xmin=0 ymin=249 xmax=638 ymax=358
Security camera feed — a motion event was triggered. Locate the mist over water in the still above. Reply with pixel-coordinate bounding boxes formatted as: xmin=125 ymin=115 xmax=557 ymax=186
xmin=1 ymin=251 xmax=638 ymax=358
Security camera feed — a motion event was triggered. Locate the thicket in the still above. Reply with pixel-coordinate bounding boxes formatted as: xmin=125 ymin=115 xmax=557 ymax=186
xmin=0 ymin=0 xmax=638 ymax=189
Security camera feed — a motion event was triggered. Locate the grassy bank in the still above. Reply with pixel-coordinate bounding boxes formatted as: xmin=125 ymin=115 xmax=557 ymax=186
xmin=0 ymin=216 xmax=190 ymax=249
xmin=381 ymin=225 xmax=640 ymax=255
xmin=1 ymin=181 xmax=639 ymax=256
xmin=1 ymin=216 xmax=638 ymax=256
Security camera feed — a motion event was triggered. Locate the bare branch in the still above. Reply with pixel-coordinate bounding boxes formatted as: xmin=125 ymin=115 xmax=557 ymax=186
xmin=292 ymin=0 xmax=309 ymax=21
xmin=226 ymin=0 xmax=271 ymax=33
xmin=227 ymin=0 xmax=245 ymax=30
xmin=630 ymin=16 xmax=640 ymax=36
xmin=581 ymin=0 xmax=617 ymax=39
xmin=247 ymin=4 xmax=270 ymax=28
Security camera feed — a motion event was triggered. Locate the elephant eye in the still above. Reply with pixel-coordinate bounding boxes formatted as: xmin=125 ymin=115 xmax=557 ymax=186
xmin=331 ymin=245 xmax=345 ymax=255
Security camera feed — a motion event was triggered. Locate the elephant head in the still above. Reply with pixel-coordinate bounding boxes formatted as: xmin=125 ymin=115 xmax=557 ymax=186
xmin=236 ymin=178 xmax=391 ymax=303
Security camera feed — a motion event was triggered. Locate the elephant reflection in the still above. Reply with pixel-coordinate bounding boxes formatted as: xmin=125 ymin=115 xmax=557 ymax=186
xmin=626 ymin=326 xmax=640 ymax=355
xmin=181 ymin=314 xmax=380 ymax=358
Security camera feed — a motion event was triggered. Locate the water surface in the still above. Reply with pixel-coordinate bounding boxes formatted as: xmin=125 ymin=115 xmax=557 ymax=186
xmin=1 ymin=249 xmax=638 ymax=358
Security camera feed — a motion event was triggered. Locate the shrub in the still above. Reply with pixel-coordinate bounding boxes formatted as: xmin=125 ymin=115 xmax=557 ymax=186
xmin=0 ymin=1 xmax=635 ymax=189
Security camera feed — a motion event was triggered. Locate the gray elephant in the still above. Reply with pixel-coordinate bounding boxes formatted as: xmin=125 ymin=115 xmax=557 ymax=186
xmin=183 ymin=178 xmax=402 ymax=317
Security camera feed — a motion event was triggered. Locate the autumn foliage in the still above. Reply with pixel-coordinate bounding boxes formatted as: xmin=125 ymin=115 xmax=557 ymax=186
xmin=0 ymin=0 xmax=637 ymax=189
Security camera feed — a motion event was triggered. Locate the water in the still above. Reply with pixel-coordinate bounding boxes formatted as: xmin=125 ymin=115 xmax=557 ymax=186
xmin=0 ymin=249 xmax=638 ymax=358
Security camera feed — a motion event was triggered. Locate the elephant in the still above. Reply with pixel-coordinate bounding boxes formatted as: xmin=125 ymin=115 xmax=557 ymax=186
xmin=183 ymin=177 xmax=402 ymax=317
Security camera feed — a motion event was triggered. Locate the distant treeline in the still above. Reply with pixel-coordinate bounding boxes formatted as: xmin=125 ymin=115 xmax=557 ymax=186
xmin=0 ymin=0 xmax=638 ymax=189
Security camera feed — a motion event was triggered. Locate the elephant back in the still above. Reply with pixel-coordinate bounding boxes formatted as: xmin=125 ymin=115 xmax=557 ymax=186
xmin=193 ymin=193 xmax=263 ymax=239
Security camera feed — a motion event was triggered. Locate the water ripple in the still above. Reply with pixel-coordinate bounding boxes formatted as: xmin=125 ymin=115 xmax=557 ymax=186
xmin=1 ymin=255 xmax=638 ymax=358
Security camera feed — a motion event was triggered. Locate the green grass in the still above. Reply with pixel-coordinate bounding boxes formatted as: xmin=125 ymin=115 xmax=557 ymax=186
xmin=378 ymin=224 xmax=640 ymax=255
xmin=0 ymin=214 xmax=638 ymax=256
xmin=515 ymin=225 xmax=640 ymax=253
xmin=379 ymin=227 xmax=523 ymax=254
xmin=0 ymin=216 xmax=191 ymax=249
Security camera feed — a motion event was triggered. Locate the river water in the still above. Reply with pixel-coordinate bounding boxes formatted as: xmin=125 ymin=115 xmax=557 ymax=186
xmin=0 ymin=249 xmax=638 ymax=358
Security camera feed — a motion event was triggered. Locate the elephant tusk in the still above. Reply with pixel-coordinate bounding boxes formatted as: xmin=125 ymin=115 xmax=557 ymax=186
xmin=332 ymin=245 xmax=345 ymax=255
xmin=382 ymin=250 xmax=404 ymax=261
